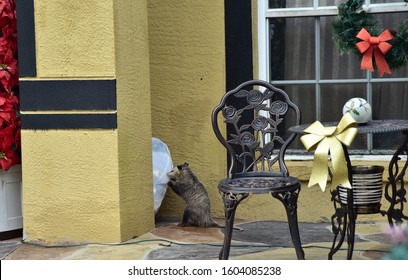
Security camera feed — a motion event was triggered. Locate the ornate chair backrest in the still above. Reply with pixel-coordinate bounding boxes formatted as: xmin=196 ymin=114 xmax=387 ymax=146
xmin=212 ymin=80 xmax=301 ymax=179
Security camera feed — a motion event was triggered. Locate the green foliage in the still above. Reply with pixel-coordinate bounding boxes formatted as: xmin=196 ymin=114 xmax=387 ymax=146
xmin=332 ymin=0 xmax=408 ymax=70
xmin=332 ymin=0 xmax=377 ymax=55
xmin=387 ymin=19 xmax=408 ymax=69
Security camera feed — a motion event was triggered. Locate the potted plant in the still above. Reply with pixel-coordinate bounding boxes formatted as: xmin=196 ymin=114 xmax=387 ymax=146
xmin=0 ymin=0 xmax=22 ymax=239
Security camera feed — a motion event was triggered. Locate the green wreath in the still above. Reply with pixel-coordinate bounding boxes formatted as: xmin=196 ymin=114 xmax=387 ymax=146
xmin=332 ymin=0 xmax=408 ymax=70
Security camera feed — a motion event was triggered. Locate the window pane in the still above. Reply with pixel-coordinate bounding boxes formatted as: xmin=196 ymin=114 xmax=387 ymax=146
xmin=269 ymin=0 xmax=313 ymax=8
xmin=320 ymin=16 xmax=365 ymax=79
xmin=270 ymin=17 xmax=315 ymax=80
xmin=269 ymin=0 xmax=285 ymax=9
xmin=319 ymin=0 xmax=344 ymax=6
xmin=280 ymin=85 xmax=316 ymax=149
xmin=371 ymin=0 xmax=403 ymax=3
xmin=348 ymin=134 xmax=369 ymax=151
xmin=372 ymin=82 xmax=408 ymax=150
xmin=371 ymin=12 xmax=408 ymax=78
xmin=372 ymin=83 xmax=408 ymax=120
xmin=373 ymin=131 xmax=405 ymax=150
xmin=320 ymin=84 xmax=367 ymax=149
xmin=321 ymin=84 xmax=366 ymax=122
xmin=287 ymin=85 xmax=317 ymax=124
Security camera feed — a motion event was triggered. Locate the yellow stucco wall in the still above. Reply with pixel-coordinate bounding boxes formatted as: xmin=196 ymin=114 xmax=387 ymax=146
xmin=21 ymin=0 xmax=153 ymax=243
xmin=22 ymin=130 xmax=121 ymax=242
xmin=114 ymin=0 xmax=154 ymax=240
xmin=34 ymin=0 xmax=115 ymax=78
xmin=148 ymin=0 xmax=227 ymax=218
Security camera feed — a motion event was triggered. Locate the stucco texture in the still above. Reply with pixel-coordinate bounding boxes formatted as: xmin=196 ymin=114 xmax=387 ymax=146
xmin=114 ymin=0 xmax=154 ymax=240
xmin=34 ymin=0 xmax=115 ymax=78
xmin=22 ymin=130 xmax=121 ymax=242
xmin=148 ymin=0 xmax=227 ymax=218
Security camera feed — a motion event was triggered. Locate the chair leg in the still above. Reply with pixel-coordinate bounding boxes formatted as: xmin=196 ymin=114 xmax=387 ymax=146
xmin=328 ymin=189 xmax=349 ymax=260
xmin=219 ymin=192 xmax=249 ymax=260
xmin=272 ymin=188 xmax=305 ymax=260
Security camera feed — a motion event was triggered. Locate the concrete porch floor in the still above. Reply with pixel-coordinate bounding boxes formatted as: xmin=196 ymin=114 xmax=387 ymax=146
xmin=0 ymin=218 xmax=396 ymax=260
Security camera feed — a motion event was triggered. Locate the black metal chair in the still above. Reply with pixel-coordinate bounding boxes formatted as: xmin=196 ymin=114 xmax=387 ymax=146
xmin=211 ymin=80 xmax=305 ymax=260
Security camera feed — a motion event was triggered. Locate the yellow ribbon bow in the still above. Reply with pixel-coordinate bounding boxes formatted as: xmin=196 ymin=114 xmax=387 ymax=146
xmin=300 ymin=113 xmax=358 ymax=192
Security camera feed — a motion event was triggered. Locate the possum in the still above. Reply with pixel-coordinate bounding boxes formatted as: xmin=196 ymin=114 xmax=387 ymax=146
xmin=167 ymin=162 xmax=221 ymax=228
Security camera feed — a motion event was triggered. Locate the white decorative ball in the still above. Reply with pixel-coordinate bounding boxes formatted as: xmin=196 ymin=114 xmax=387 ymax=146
xmin=342 ymin=98 xmax=372 ymax=124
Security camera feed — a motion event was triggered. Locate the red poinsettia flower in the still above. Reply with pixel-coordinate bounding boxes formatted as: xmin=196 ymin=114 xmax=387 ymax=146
xmin=11 ymin=116 xmax=20 ymax=149
xmin=0 ymin=0 xmax=15 ymax=29
xmin=0 ymin=149 xmax=15 ymax=170
xmin=0 ymin=93 xmax=18 ymax=126
xmin=0 ymin=24 xmax=17 ymax=54
xmin=0 ymin=49 xmax=18 ymax=91
xmin=0 ymin=0 xmax=20 ymax=171
xmin=0 ymin=124 xmax=19 ymax=171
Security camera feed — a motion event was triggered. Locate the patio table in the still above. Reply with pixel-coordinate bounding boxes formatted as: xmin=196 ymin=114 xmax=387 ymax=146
xmin=289 ymin=119 xmax=408 ymax=259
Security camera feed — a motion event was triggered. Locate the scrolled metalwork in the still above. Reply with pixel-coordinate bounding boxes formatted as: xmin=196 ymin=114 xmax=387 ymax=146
xmin=213 ymin=81 xmax=300 ymax=176
xmin=272 ymin=188 xmax=305 ymax=260
xmin=328 ymin=189 xmax=349 ymax=260
xmin=270 ymin=100 xmax=288 ymax=115
xmin=219 ymin=191 xmax=249 ymax=260
xmin=246 ymin=89 xmax=264 ymax=104
xmin=381 ymin=132 xmax=408 ymax=226
xmin=222 ymin=105 xmax=237 ymax=120
xmin=252 ymin=115 xmax=268 ymax=130
xmin=272 ymin=188 xmax=299 ymax=217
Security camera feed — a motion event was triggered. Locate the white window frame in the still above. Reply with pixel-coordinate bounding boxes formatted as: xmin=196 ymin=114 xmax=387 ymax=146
xmin=258 ymin=0 xmax=408 ymax=160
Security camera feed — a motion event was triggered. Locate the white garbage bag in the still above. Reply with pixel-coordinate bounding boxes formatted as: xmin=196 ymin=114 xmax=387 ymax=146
xmin=152 ymin=137 xmax=173 ymax=214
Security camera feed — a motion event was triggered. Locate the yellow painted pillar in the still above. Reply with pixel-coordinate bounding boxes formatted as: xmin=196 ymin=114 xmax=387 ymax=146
xmin=16 ymin=0 xmax=153 ymax=243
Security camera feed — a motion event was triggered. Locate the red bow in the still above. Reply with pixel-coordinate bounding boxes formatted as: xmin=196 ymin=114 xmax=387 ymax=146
xmin=356 ymin=28 xmax=394 ymax=77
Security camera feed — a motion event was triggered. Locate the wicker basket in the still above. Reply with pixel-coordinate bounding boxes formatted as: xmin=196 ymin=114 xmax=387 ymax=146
xmin=338 ymin=165 xmax=384 ymax=213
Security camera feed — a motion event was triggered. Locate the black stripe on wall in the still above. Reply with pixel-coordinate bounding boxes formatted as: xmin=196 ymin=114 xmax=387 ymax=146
xmin=20 ymin=79 xmax=117 ymax=111
xmin=225 ymin=0 xmax=254 ymax=170
xmin=21 ymin=114 xmax=117 ymax=129
xmin=225 ymin=0 xmax=253 ymax=92
xmin=15 ymin=0 xmax=37 ymax=77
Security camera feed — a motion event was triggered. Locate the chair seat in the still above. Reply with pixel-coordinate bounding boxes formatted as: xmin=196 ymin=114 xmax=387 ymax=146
xmin=218 ymin=176 xmax=300 ymax=194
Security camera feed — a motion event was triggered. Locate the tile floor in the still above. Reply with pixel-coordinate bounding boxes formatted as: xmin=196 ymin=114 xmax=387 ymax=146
xmin=0 ymin=218 xmax=396 ymax=260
